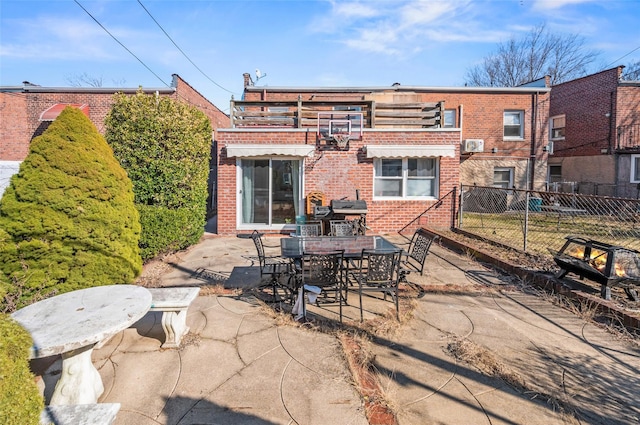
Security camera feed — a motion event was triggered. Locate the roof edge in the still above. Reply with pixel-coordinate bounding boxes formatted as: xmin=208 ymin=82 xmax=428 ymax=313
xmin=0 ymin=86 xmax=176 ymax=94
xmin=244 ymin=85 xmax=550 ymax=94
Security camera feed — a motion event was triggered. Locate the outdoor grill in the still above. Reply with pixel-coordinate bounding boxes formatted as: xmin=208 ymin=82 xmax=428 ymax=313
xmin=551 ymin=236 xmax=640 ymax=301
xmin=312 ymin=199 xmax=368 ymax=234
xmin=330 ymin=199 xmax=368 ymax=215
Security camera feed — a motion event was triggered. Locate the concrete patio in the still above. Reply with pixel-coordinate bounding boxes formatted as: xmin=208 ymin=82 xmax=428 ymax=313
xmin=36 ymin=233 xmax=640 ymax=424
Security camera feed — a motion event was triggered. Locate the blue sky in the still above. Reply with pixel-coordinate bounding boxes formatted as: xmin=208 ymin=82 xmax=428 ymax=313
xmin=1 ymin=0 xmax=639 ymax=112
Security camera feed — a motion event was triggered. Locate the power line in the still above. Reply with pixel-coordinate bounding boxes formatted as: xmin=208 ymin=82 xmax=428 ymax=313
xmin=74 ymin=0 xmax=170 ymax=88
xmin=73 ymin=0 xmax=227 ymax=113
xmin=602 ymin=45 xmax=640 ymax=70
xmin=137 ymin=0 xmax=236 ymax=95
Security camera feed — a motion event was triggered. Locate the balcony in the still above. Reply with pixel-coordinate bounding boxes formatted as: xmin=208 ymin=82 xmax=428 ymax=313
xmin=617 ymin=124 xmax=640 ymax=151
xmin=230 ymin=97 xmax=443 ymax=131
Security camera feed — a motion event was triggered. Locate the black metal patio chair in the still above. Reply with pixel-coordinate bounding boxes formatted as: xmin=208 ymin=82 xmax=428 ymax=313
xmin=250 ymin=230 xmax=295 ymax=303
xmin=296 ymin=250 xmax=346 ymax=322
xmin=329 ymin=220 xmax=356 ymax=236
xmin=398 ymin=229 xmax=439 ymax=297
xmin=353 ymin=249 xmax=402 ymax=321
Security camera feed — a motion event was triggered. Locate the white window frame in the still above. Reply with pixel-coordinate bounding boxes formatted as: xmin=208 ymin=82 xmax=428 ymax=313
xmin=631 ymin=155 xmax=640 ymax=183
xmin=503 ymin=110 xmax=524 ymax=140
xmin=493 ymin=167 xmax=514 ymax=189
xmin=550 ymin=114 xmax=565 ymax=141
xmin=235 ymin=157 xmax=303 ymax=231
xmin=373 ymin=157 xmax=439 ymax=200
xmin=548 ymin=165 xmax=562 ymax=183
xmin=443 ymin=109 xmax=456 ymax=128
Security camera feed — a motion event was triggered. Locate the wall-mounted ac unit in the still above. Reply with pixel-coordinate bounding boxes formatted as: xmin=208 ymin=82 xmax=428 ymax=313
xmin=463 ymin=139 xmax=484 ymax=153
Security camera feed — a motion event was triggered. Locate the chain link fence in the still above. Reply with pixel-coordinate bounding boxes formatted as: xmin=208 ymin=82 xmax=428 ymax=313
xmin=458 ymin=185 xmax=640 ymax=255
xmin=546 ymin=181 xmax=618 ymax=197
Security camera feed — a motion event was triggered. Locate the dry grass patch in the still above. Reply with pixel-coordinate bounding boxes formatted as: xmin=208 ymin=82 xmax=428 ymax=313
xmin=338 ymin=331 xmax=397 ymax=425
xmin=447 ymin=336 xmax=525 ymax=390
xmin=446 ymin=336 xmax=582 ymax=424
xmin=198 ymin=284 xmax=239 ymax=296
xmin=178 ymin=332 xmax=202 ymax=350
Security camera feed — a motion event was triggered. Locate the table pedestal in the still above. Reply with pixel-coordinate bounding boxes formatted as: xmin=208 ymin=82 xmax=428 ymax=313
xmin=50 ymin=344 xmax=103 ymax=405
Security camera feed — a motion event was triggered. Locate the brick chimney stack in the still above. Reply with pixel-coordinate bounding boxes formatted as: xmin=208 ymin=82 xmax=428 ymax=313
xmin=243 ymin=73 xmax=254 ymax=88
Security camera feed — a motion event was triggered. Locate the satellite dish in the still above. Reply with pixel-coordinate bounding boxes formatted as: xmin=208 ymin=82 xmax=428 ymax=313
xmin=255 ymin=68 xmax=267 ymax=81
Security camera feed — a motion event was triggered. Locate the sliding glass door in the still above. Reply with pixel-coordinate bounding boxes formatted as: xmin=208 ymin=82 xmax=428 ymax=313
xmin=240 ymin=158 xmax=300 ymax=226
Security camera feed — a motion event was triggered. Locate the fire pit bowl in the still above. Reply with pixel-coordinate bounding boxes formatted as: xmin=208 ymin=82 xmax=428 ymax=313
xmin=550 ymin=236 xmax=640 ymax=301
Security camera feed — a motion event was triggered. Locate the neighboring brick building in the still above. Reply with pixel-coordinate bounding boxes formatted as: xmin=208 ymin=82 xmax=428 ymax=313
xmin=548 ymin=66 xmax=640 ymax=197
xmin=0 ymin=74 xmax=229 ymax=199
xmin=215 ymin=74 xmax=550 ymax=236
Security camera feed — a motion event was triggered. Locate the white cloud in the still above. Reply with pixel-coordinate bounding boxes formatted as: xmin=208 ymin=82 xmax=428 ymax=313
xmin=313 ymin=0 xmax=510 ymax=56
xmin=399 ymin=0 xmax=465 ymax=27
xmin=531 ymin=0 xmax=597 ymax=12
xmin=344 ymin=26 xmax=401 ymax=54
xmin=1 ymin=17 xmax=127 ymax=60
xmin=332 ymin=1 xmax=381 ymax=19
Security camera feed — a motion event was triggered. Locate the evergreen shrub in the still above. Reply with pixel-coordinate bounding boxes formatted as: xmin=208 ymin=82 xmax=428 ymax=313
xmin=105 ymin=91 xmax=212 ymax=261
xmin=0 ymin=313 xmax=44 ymax=425
xmin=0 ymin=107 xmax=142 ymax=309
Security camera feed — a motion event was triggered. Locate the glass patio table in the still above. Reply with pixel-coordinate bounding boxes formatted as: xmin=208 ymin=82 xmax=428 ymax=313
xmin=280 ymin=235 xmax=399 ymax=259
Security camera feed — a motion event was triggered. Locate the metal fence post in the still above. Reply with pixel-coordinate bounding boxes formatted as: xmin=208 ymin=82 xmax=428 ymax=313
xmin=458 ymin=184 xmax=464 ymax=229
xmin=523 ymin=190 xmax=530 ymax=252
xmin=451 ymin=185 xmax=458 ymax=229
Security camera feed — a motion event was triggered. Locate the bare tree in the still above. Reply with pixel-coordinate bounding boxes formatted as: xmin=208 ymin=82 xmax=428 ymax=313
xmin=64 ymin=73 xmax=127 ymax=87
xmin=465 ymin=23 xmax=600 ymax=87
xmin=65 ymin=72 xmax=104 ymax=87
xmin=621 ymin=59 xmax=640 ymax=80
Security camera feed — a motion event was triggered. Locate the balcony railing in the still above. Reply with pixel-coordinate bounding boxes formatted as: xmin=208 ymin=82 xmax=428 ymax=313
xmin=230 ymin=97 xmax=443 ymax=131
xmin=617 ymin=124 xmax=640 ymax=151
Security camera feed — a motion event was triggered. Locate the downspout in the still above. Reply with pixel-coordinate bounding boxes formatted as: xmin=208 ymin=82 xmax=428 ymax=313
xmin=608 ymin=90 xmax=614 ymax=153
xmin=609 ymin=90 xmax=617 ymax=196
xmin=529 ymin=93 xmax=538 ymax=190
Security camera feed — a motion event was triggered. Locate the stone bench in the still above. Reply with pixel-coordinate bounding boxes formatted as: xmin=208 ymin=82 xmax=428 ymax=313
xmin=148 ymin=287 xmax=200 ymax=348
xmin=40 ymin=403 xmax=120 ymax=425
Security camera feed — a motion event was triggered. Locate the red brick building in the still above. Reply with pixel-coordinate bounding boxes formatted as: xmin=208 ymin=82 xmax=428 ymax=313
xmin=548 ymin=66 xmax=640 ymax=197
xmin=0 ymin=74 xmax=229 ymax=197
xmin=214 ymin=75 xmax=550 ymax=236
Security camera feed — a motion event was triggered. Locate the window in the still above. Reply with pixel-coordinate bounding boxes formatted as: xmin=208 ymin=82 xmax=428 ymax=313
xmin=550 ymin=115 xmax=565 ymax=140
xmin=493 ymin=167 xmax=514 ymax=189
xmin=239 ymin=158 xmax=301 ymax=227
xmin=443 ymin=109 xmax=456 ymax=128
xmin=373 ymin=158 xmax=437 ymax=198
xmin=548 ymin=165 xmax=562 ymax=183
xmin=632 ymin=155 xmax=640 ymax=183
xmin=504 ymin=110 xmax=524 ymax=139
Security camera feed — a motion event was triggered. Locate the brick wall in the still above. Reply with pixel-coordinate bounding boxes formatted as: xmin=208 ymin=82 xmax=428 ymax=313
xmin=0 ymin=75 xmax=229 ymax=163
xmin=0 ymin=92 xmax=29 ymax=160
xmin=617 ymin=85 xmax=640 ymax=130
xmin=242 ymin=88 xmax=550 ymax=159
xmin=550 ymin=67 xmax=621 ymax=157
xmin=216 ymin=129 xmax=460 ymax=235
xmin=171 ymin=75 xmax=230 ymax=130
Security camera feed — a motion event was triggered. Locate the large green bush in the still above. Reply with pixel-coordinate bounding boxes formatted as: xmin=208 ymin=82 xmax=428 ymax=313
xmin=105 ymin=91 xmax=212 ymax=261
xmin=0 ymin=107 xmax=142 ymax=309
xmin=0 ymin=314 xmax=44 ymax=424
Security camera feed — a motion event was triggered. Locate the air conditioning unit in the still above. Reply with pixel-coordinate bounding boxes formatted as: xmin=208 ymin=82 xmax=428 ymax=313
xmin=463 ymin=139 xmax=484 ymax=153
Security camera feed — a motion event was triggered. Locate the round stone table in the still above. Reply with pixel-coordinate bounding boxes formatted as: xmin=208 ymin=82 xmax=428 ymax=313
xmin=11 ymin=285 xmax=151 ymax=405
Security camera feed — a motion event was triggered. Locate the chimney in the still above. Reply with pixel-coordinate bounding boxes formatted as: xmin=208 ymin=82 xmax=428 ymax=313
xmin=243 ymin=73 xmax=254 ymax=88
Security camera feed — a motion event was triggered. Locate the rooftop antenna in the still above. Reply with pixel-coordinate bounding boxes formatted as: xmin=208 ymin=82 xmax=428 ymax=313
xmin=255 ymin=68 xmax=267 ymax=83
